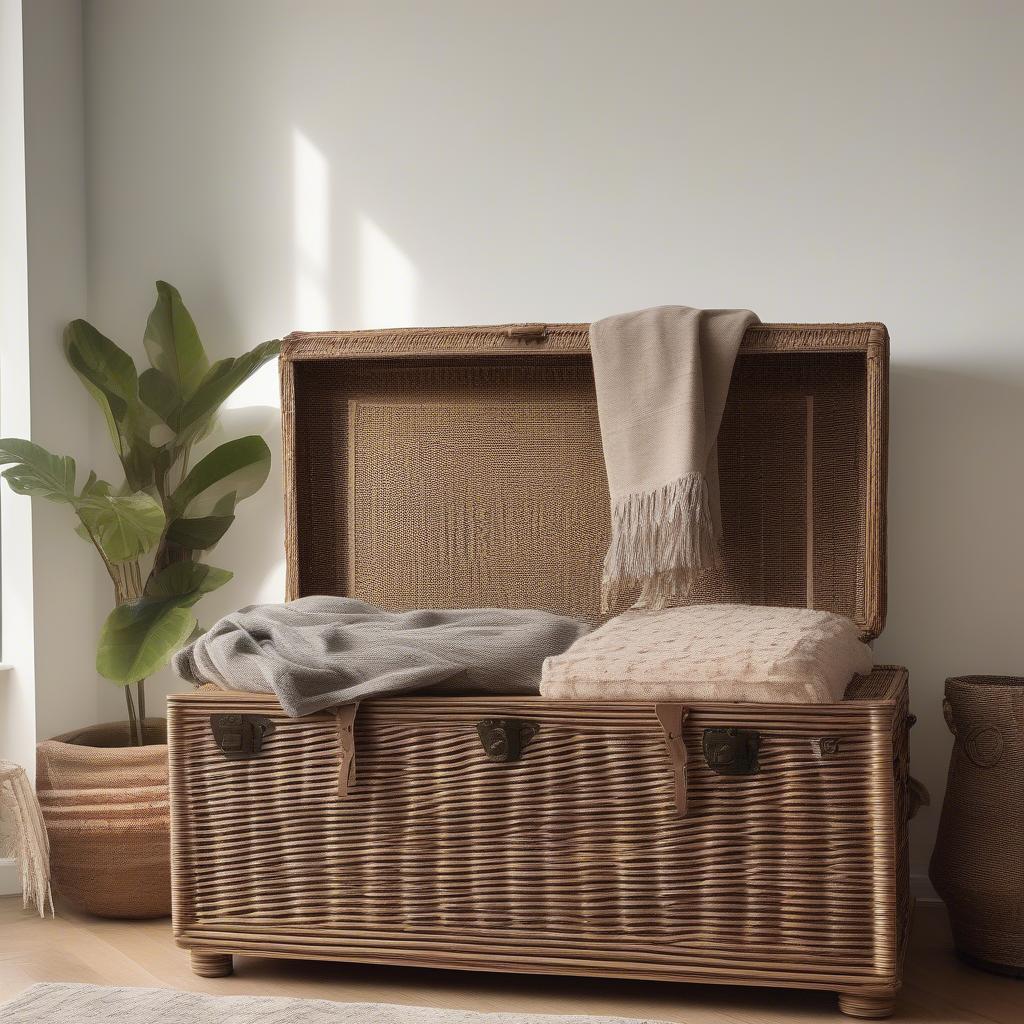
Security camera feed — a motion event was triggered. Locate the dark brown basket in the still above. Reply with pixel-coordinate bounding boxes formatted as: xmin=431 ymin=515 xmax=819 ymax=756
xmin=930 ymin=676 xmax=1024 ymax=976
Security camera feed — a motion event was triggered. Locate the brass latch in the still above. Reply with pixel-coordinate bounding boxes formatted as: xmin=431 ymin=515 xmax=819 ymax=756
xmin=703 ymin=728 xmax=760 ymax=775
xmin=210 ymin=714 xmax=276 ymax=760
xmin=477 ymin=718 xmax=539 ymax=762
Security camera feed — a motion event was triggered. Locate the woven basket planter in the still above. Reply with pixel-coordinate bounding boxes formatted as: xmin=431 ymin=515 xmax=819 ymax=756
xmin=930 ymin=676 xmax=1024 ymax=976
xmin=36 ymin=719 xmax=171 ymax=919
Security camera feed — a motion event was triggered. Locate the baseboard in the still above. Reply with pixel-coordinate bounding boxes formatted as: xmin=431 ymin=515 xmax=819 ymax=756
xmin=912 ymin=871 xmax=940 ymax=904
xmin=0 ymin=857 xmax=20 ymax=897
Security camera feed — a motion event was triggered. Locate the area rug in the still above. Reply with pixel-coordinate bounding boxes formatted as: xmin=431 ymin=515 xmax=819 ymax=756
xmin=0 ymin=984 xmax=673 ymax=1024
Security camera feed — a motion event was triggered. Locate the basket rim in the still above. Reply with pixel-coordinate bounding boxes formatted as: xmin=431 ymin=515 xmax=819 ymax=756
xmin=946 ymin=675 xmax=1024 ymax=688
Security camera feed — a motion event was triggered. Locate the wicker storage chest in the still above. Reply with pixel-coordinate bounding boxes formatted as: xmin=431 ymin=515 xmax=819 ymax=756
xmin=168 ymin=322 xmax=912 ymax=1019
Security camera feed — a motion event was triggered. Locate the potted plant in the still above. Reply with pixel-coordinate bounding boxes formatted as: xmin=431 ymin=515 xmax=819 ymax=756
xmin=0 ymin=281 xmax=279 ymax=917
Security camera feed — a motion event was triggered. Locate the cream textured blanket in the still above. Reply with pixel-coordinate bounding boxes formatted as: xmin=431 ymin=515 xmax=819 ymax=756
xmin=541 ymin=604 xmax=873 ymax=704
xmin=590 ymin=306 xmax=758 ymax=611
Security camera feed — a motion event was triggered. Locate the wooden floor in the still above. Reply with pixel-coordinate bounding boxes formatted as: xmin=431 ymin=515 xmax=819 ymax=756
xmin=0 ymin=900 xmax=1018 ymax=1023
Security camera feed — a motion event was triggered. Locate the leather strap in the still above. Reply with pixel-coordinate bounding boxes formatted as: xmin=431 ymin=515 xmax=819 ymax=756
xmin=335 ymin=703 xmax=359 ymax=797
xmin=655 ymin=703 xmax=689 ymax=816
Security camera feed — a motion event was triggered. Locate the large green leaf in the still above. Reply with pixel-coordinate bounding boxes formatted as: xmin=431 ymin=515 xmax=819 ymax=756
xmin=97 ymin=559 xmax=232 ymax=684
xmin=64 ymin=320 xmax=138 ymax=454
xmin=138 ymin=367 xmax=179 ymax=425
xmin=170 ymin=435 xmax=271 ymax=517
xmin=122 ymin=436 xmax=162 ymax=491
xmin=64 ymin=320 xmax=158 ymax=489
xmin=78 ymin=470 xmax=107 ymax=498
xmin=0 ymin=439 xmax=76 ymax=502
xmin=145 ymin=560 xmax=232 ymax=606
xmin=97 ymin=600 xmax=197 ymax=684
xmin=143 ymin=281 xmax=209 ymax=403
xmin=173 ymin=339 xmax=281 ymax=435
xmin=64 ymin=321 xmax=137 ymax=425
xmin=74 ymin=472 xmax=107 ymax=543
xmin=165 ymin=514 xmax=235 ymax=550
xmin=77 ymin=491 xmax=166 ymax=562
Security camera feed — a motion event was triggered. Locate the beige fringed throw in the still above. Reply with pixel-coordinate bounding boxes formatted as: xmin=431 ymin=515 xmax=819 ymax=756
xmin=0 ymin=761 xmax=52 ymax=916
xmin=591 ymin=305 xmax=759 ymax=611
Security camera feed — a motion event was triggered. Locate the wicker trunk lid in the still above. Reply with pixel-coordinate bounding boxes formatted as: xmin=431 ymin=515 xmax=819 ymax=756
xmin=282 ymin=322 xmax=887 ymax=637
xmin=169 ymin=321 xmax=909 ymax=1018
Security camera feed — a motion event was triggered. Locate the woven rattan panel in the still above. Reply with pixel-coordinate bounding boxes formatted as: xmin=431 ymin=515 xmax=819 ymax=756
xmin=292 ymin=351 xmax=867 ymax=625
xmin=168 ymin=666 xmax=907 ymax=990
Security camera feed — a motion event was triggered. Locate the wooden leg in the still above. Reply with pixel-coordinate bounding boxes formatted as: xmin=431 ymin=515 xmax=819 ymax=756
xmin=190 ymin=950 xmax=233 ymax=978
xmin=838 ymin=991 xmax=897 ymax=1019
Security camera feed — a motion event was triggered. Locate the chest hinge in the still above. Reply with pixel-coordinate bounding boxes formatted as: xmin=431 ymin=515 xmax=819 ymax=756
xmin=210 ymin=714 xmax=276 ymax=760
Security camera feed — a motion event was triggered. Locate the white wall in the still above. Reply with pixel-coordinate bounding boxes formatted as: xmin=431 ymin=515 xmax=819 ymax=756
xmin=0 ymin=0 xmax=95 ymax=894
xmin=2 ymin=0 xmax=98 ymax=751
xmin=22 ymin=0 xmax=102 ymax=742
xmin=0 ymin=0 xmax=37 ymax=783
xmin=81 ymin=0 xmax=1024 ymax=881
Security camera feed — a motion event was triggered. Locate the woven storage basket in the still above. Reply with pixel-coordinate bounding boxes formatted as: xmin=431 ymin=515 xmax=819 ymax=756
xmin=37 ymin=720 xmax=170 ymax=919
xmin=169 ymin=322 xmax=912 ymax=1019
xmin=930 ymin=676 xmax=1024 ymax=976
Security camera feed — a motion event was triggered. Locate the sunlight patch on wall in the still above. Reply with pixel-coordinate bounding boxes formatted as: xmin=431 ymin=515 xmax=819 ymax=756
xmin=358 ymin=214 xmax=417 ymax=328
xmin=221 ymin=359 xmax=279 ymax=411
xmin=292 ymin=127 xmax=330 ymax=330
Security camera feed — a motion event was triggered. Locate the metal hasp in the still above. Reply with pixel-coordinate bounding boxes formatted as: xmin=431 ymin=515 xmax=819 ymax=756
xmin=703 ymin=727 xmax=761 ymax=775
xmin=477 ymin=718 xmax=539 ymax=762
xmin=210 ymin=714 xmax=276 ymax=760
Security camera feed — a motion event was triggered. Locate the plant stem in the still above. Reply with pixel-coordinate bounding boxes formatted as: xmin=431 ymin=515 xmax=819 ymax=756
xmin=124 ymin=685 xmax=141 ymax=747
xmin=136 ymin=680 xmax=146 ymax=737
xmin=78 ymin=516 xmax=146 ymax=740
xmin=179 ymin=443 xmax=192 ymax=487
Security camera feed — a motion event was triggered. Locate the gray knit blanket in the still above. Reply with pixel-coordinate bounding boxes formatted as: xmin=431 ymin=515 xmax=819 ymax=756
xmin=172 ymin=597 xmax=590 ymax=717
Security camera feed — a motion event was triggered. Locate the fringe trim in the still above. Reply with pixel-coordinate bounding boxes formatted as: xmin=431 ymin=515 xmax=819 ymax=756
xmin=601 ymin=473 xmax=720 ymax=613
xmin=0 ymin=763 xmax=53 ymax=917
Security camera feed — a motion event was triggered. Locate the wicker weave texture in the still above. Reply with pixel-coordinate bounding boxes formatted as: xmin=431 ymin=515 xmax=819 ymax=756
xmin=282 ymin=323 xmax=886 ymax=639
xmin=37 ymin=722 xmax=170 ymax=919
xmin=169 ymin=668 xmax=909 ymax=1006
xmin=930 ymin=676 xmax=1024 ymax=974
xmin=169 ymin=320 xmax=902 ymax=1017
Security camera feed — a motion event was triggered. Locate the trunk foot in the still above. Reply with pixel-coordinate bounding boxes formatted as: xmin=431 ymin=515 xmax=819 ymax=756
xmin=190 ymin=950 xmax=233 ymax=978
xmin=838 ymin=991 xmax=897 ymax=1019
